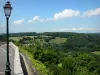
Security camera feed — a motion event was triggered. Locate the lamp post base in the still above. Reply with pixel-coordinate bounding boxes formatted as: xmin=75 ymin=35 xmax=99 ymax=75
xmin=5 ymin=70 xmax=11 ymax=75
xmin=5 ymin=62 xmax=11 ymax=75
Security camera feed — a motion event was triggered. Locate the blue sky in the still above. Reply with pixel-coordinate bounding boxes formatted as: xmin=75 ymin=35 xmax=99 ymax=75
xmin=0 ymin=0 xmax=100 ymax=33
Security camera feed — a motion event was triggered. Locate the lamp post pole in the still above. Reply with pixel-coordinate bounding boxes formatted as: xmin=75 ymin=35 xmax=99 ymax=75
xmin=3 ymin=1 xmax=12 ymax=75
xmin=5 ymin=17 xmax=11 ymax=75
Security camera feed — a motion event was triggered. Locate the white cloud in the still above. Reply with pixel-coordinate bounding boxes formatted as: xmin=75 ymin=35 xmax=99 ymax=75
xmin=28 ymin=16 xmax=41 ymax=24
xmin=82 ymin=8 xmax=100 ymax=17
xmin=28 ymin=20 xmax=33 ymax=23
xmin=33 ymin=16 xmax=40 ymax=21
xmin=14 ymin=19 xmax=24 ymax=25
xmin=28 ymin=16 xmax=52 ymax=23
xmin=28 ymin=9 xmax=80 ymax=23
xmin=28 ymin=8 xmax=100 ymax=23
xmin=40 ymin=18 xmax=52 ymax=22
xmin=60 ymin=27 xmax=99 ymax=31
xmin=53 ymin=9 xmax=80 ymax=20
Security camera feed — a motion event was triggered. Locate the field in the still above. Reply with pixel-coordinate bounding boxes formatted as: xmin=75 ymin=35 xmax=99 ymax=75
xmin=10 ymin=36 xmax=67 ymax=44
xmin=10 ymin=36 xmax=35 ymax=41
xmin=10 ymin=37 xmax=22 ymax=41
xmin=50 ymin=37 xmax=67 ymax=44
xmin=92 ymin=51 xmax=100 ymax=55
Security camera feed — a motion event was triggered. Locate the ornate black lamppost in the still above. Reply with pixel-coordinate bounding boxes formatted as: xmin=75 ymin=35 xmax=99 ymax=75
xmin=3 ymin=1 xmax=12 ymax=75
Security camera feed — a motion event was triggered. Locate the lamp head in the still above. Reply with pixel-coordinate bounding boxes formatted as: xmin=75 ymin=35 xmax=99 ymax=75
xmin=4 ymin=1 xmax=12 ymax=18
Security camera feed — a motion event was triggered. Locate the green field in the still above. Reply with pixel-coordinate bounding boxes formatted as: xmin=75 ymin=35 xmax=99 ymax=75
xmin=10 ymin=36 xmax=67 ymax=44
xmin=92 ymin=51 xmax=100 ymax=55
xmin=50 ymin=37 xmax=67 ymax=44
xmin=10 ymin=37 xmax=22 ymax=41
xmin=10 ymin=36 xmax=35 ymax=41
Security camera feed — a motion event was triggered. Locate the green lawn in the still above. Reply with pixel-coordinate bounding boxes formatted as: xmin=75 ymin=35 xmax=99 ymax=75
xmin=10 ymin=36 xmax=35 ymax=41
xmin=92 ymin=51 xmax=100 ymax=55
xmin=50 ymin=37 xmax=67 ymax=44
xmin=10 ymin=37 xmax=22 ymax=41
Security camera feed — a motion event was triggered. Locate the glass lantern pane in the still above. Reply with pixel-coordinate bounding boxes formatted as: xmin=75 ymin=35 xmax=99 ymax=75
xmin=4 ymin=8 xmax=11 ymax=16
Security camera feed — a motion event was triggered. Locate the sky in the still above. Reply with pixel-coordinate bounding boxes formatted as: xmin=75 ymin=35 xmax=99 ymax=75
xmin=0 ymin=0 xmax=100 ymax=33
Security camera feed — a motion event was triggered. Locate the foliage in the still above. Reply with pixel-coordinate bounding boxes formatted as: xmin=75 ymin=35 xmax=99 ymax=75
xmin=0 ymin=34 xmax=6 ymax=41
xmin=11 ymin=32 xmax=100 ymax=75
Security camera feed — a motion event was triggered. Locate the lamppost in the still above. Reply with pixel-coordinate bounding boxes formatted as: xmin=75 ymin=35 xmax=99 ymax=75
xmin=3 ymin=1 xmax=12 ymax=75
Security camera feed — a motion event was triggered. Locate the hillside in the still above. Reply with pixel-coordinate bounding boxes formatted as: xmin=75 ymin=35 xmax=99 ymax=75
xmin=2 ymin=32 xmax=100 ymax=75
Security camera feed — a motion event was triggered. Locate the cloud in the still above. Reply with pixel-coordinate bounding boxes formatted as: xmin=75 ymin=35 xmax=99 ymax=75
xmin=14 ymin=19 xmax=24 ymax=25
xmin=60 ymin=27 xmax=99 ymax=31
xmin=53 ymin=9 xmax=80 ymax=20
xmin=28 ymin=16 xmax=52 ymax=23
xmin=28 ymin=9 xmax=80 ymax=23
xmin=40 ymin=18 xmax=52 ymax=22
xmin=28 ymin=20 xmax=33 ymax=23
xmin=28 ymin=8 xmax=100 ymax=23
xmin=33 ymin=16 xmax=40 ymax=21
xmin=28 ymin=16 xmax=40 ymax=24
xmin=82 ymin=8 xmax=100 ymax=17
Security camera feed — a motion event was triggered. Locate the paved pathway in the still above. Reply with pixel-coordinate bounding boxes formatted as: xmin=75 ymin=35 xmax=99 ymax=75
xmin=0 ymin=44 xmax=15 ymax=75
